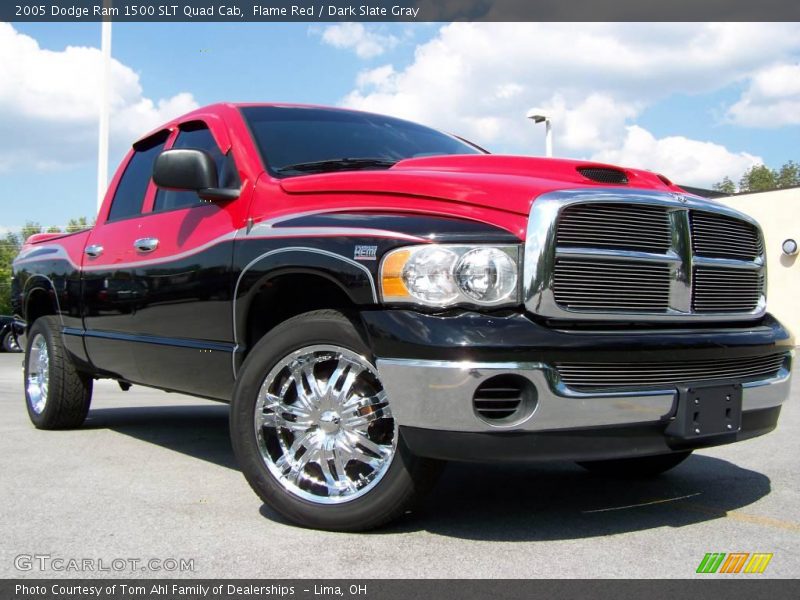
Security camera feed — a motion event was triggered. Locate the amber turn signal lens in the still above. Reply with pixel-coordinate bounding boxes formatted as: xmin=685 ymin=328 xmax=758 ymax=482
xmin=381 ymin=248 xmax=411 ymax=299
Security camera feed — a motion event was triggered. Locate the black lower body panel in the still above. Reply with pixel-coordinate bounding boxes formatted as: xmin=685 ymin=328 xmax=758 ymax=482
xmin=401 ymin=407 xmax=781 ymax=463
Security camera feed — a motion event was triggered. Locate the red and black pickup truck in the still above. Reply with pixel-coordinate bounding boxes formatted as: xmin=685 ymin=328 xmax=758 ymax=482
xmin=12 ymin=103 xmax=793 ymax=530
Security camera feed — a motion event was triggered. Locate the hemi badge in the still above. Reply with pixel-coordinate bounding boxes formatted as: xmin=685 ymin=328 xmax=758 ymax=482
xmin=354 ymin=245 xmax=378 ymax=261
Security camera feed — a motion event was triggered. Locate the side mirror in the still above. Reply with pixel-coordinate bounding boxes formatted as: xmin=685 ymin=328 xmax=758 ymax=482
xmin=153 ymin=149 xmax=239 ymax=202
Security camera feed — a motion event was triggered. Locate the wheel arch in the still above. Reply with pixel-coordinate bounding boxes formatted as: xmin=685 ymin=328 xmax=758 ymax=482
xmin=233 ymin=248 xmax=378 ymax=370
xmin=23 ymin=277 xmax=62 ymax=330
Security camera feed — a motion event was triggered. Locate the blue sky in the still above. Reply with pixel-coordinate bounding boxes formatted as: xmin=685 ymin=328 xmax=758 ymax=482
xmin=1 ymin=22 xmax=799 ymax=232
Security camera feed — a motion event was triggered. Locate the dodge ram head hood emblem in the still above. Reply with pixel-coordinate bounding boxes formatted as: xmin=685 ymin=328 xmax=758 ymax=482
xmin=671 ymin=192 xmax=688 ymax=203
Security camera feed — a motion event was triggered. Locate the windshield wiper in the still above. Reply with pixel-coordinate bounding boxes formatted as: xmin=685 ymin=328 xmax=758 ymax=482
xmin=275 ymin=157 xmax=398 ymax=174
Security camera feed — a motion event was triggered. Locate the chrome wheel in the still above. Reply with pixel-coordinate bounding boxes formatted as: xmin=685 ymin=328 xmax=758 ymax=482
xmin=3 ymin=332 xmax=20 ymax=352
xmin=27 ymin=333 xmax=49 ymax=415
xmin=254 ymin=345 xmax=397 ymax=504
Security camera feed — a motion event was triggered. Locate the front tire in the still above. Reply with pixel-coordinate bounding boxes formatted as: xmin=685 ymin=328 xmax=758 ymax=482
xmin=577 ymin=451 xmax=692 ymax=478
xmin=230 ymin=310 xmax=441 ymax=531
xmin=24 ymin=316 xmax=93 ymax=429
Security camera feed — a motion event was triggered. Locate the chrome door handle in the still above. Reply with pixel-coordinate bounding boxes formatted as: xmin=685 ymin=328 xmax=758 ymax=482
xmin=134 ymin=238 xmax=159 ymax=253
xmin=84 ymin=244 xmax=104 ymax=258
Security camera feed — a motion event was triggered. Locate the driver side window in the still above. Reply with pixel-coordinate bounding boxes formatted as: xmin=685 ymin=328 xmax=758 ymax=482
xmin=153 ymin=122 xmax=239 ymax=212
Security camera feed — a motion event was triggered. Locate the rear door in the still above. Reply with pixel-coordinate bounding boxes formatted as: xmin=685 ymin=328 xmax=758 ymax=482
xmin=82 ymin=130 xmax=171 ymax=382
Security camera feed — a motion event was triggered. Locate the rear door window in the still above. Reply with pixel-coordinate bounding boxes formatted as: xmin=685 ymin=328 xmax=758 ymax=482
xmin=107 ymin=131 xmax=169 ymax=222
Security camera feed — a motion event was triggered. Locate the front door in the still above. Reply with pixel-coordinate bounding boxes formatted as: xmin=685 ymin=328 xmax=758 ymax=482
xmin=82 ymin=122 xmax=245 ymax=399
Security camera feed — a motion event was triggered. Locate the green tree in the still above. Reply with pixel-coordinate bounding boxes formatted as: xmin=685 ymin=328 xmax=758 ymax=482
xmin=712 ymin=176 xmax=736 ymax=194
xmin=19 ymin=221 xmax=69 ymax=240
xmin=713 ymin=159 xmax=800 ymax=193
xmin=776 ymin=160 xmax=800 ymax=189
xmin=0 ymin=232 xmax=22 ymax=314
xmin=66 ymin=217 xmax=91 ymax=233
xmin=739 ymin=164 xmax=777 ymax=193
xmin=20 ymin=221 xmax=43 ymax=242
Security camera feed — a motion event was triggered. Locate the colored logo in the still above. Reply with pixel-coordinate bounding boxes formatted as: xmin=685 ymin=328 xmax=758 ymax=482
xmin=696 ymin=553 xmax=773 ymax=574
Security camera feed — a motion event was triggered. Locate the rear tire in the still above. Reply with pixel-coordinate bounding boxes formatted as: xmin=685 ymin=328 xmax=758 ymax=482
xmin=2 ymin=330 xmax=21 ymax=352
xmin=230 ymin=309 xmax=442 ymax=531
xmin=24 ymin=316 xmax=92 ymax=429
xmin=577 ymin=451 xmax=692 ymax=478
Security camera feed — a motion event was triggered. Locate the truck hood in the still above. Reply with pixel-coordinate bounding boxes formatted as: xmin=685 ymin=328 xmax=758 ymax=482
xmin=278 ymin=155 xmax=679 ymax=216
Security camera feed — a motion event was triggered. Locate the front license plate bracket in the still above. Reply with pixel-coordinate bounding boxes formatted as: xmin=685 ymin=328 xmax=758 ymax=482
xmin=666 ymin=382 xmax=742 ymax=440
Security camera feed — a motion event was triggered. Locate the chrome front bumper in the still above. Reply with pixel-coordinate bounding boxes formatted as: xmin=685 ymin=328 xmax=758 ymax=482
xmin=376 ymin=355 xmax=793 ymax=433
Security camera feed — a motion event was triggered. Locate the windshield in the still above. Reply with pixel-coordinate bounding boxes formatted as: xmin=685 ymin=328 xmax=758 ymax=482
xmin=241 ymin=106 xmax=483 ymax=176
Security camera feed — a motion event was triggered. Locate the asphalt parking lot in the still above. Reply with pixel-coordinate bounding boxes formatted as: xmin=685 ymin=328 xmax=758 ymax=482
xmin=0 ymin=352 xmax=798 ymax=579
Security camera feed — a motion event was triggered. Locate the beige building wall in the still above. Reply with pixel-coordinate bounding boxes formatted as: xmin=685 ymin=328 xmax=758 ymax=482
xmin=718 ymin=188 xmax=799 ymax=338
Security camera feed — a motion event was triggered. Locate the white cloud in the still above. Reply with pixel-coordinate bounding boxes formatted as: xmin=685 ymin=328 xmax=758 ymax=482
xmin=495 ymin=83 xmax=523 ymax=100
xmin=355 ymin=64 xmax=396 ymax=88
xmin=0 ymin=23 xmax=198 ymax=172
xmin=341 ymin=22 xmax=799 ymax=185
xmin=727 ymin=63 xmax=800 ymax=127
xmin=318 ymin=23 xmax=399 ymax=59
xmin=536 ymin=94 xmax=642 ymax=154
xmin=592 ymin=126 xmax=761 ymax=188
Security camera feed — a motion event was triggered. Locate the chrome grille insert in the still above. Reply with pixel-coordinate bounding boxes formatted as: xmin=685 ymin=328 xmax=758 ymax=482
xmin=553 ymin=258 xmax=670 ymax=311
xmin=556 ymin=354 xmax=787 ymax=391
xmin=693 ymin=267 xmax=764 ymax=313
xmin=524 ymin=189 xmax=767 ymax=322
xmin=691 ymin=211 xmax=763 ymax=260
xmin=557 ymin=203 xmax=670 ymax=252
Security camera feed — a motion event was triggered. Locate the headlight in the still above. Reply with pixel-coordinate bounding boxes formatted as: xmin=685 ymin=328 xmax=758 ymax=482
xmin=380 ymin=244 xmax=520 ymax=307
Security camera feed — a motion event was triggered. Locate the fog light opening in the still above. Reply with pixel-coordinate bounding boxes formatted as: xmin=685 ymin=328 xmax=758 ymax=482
xmin=472 ymin=374 xmax=538 ymax=426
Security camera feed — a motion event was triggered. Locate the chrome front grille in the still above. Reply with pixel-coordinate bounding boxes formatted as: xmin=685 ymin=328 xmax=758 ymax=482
xmin=524 ymin=189 xmax=767 ymax=321
xmin=557 ymin=203 xmax=670 ymax=252
xmin=553 ymin=258 xmax=670 ymax=311
xmin=556 ymin=353 xmax=787 ymax=391
xmin=691 ymin=211 xmax=763 ymax=260
xmin=693 ymin=267 xmax=764 ymax=313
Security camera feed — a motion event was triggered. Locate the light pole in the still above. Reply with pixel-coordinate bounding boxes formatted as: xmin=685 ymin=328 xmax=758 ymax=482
xmin=96 ymin=10 xmax=112 ymax=211
xmin=526 ymin=109 xmax=552 ymax=158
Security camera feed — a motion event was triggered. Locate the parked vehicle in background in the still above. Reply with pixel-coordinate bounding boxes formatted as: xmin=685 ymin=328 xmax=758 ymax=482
xmin=0 ymin=316 xmax=22 ymax=352
xmin=11 ymin=103 xmax=794 ymax=531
